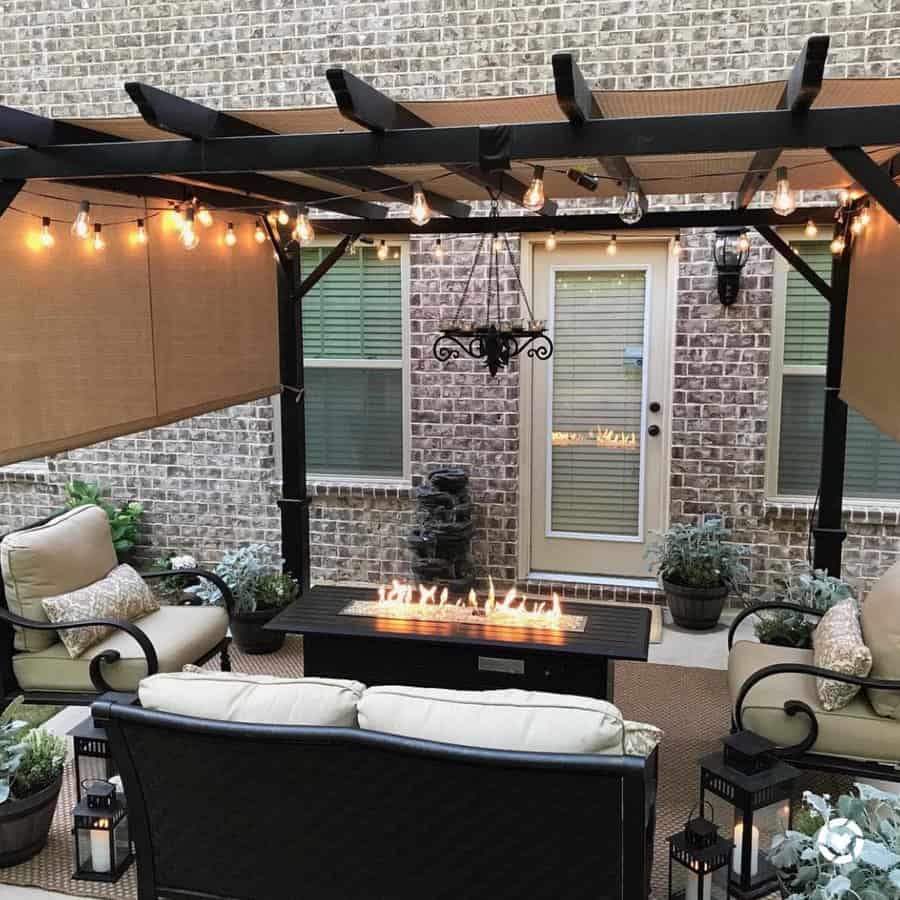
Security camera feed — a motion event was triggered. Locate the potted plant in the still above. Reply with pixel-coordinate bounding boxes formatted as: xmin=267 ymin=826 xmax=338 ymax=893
xmin=648 ymin=520 xmax=749 ymax=630
xmin=191 ymin=544 xmax=299 ymax=654
xmin=149 ymin=552 xmax=199 ymax=602
xmin=769 ymin=783 xmax=900 ymax=899
xmin=0 ymin=724 xmax=66 ymax=867
xmin=753 ymin=566 xmax=855 ymax=649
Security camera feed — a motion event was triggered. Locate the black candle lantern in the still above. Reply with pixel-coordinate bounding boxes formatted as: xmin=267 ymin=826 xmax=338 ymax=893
xmin=72 ymin=780 xmax=132 ymax=882
xmin=70 ymin=715 xmax=117 ymax=802
xmin=668 ymin=803 xmax=733 ymax=900
xmin=712 ymin=227 xmax=750 ymax=306
xmin=699 ymin=731 xmax=800 ymax=899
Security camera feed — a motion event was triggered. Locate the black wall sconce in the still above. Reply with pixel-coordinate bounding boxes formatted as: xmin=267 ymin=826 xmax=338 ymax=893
xmin=712 ymin=227 xmax=750 ymax=306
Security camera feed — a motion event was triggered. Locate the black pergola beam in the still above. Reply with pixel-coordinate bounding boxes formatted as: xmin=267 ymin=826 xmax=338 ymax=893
xmin=295 ymin=236 xmax=353 ymax=301
xmin=3 ymin=104 xmax=900 ymax=182
xmin=736 ymin=34 xmax=830 ymax=209
xmin=62 ymin=176 xmax=267 ymax=212
xmin=755 ymin=225 xmax=836 ymax=304
xmin=828 ymin=145 xmax=900 ymax=225
xmin=326 ymin=67 xmax=557 ymax=215
xmin=0 ymin=179 xmax=24 ymax=217
xmin=552 ymin=52 xmax=646 ymax=211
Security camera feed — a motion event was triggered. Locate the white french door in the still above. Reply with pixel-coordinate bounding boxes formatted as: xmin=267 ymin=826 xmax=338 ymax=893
xmin=522 ymin=239 xmax=673 ymax=579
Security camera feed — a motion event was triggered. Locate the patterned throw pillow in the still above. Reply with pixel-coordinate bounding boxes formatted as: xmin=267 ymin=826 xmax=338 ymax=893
xmin=813 ymin=598 xmax=873 ymax=711
xmin=41 ymin=564 xmax=160 ymax=658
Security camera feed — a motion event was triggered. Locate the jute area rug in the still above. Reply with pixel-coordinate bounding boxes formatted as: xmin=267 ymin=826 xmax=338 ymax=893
xmin=0 ymin=637 xmax=838 ymax=899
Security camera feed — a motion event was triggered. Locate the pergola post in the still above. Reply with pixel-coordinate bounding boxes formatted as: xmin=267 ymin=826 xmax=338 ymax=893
xmin=812 ymin=235 xmax=853 ymax=576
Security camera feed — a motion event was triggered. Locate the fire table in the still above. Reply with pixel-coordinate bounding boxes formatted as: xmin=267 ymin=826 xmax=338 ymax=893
xmin=266 ymin=584 xmax=651 ymax=701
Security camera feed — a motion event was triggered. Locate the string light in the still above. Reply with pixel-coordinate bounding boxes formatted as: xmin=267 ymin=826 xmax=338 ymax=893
xmin=673 ymin=234 xmax=682 ymax=256
xmin=434 ymin=238 xmax=445 ymax=261
xmin=135 ymin=219 xmax=147 ymax=245
xmin=545 ymin=231 xmax=557 ymax=251
xmin=838 ymin=188 xmax=851 ymax=206
xmin=619 ymin=177 xmax=644 ymax=225
xmin=804 ymin=219 xmax=818 ymax=238
xmin=196 ymin=205 xmax=213 ymax=227
xmin=410 ymin=182 xmax=432 ymax=226
xmin=277 ymin=208 xmax=291 ymax=226
xmin=830 ymin=234 xmax=846 ymax=255
xmin=851 ymin=216 xmax=864 ymax=235
xmin=606 ymin=235 xmax=618 ymax=256
xmin=92 ymin=224 xmax=105 ymax=252
xmin=772 ymin=166 xmax=797 ymax=216
xmin=40 ymin=217 xmax=54 ymax=248
xmin=254 ymin=221 xmax=267 ymax=244
xmin=566 ymin=168 xmax=599 ymax=192
xmin=71 ymin=200 xmax=91 ymax=239
xmin=377 ymin=240 xmax=389 ymax=261
xmin=859 ymin=202 xmax=872 ymax=227
xmin=523 ymin=165 xmax=546 ymax=212
xmin=293 ymin=206 xmax=315 ymax=244
xmin=180 ymin=207 xmax=199 ymax=250
xmin=224 ymin=223 xmax=237 ymax=247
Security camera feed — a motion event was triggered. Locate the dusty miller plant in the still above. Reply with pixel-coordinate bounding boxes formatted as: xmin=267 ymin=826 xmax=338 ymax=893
xmin=647 ymin=520 xmax=749 ymax=590
xmin=770 ymin=783 xmax=900 ymax=900
xmin=190 ymin=544 xmax=296 ymax=614
xmin=0 ymin=721 xmax=27 ymax=804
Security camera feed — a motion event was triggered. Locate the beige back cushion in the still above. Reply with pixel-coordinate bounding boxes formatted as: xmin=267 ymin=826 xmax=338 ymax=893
xmin=861 ymin=560 xmax=900 ymax=718
xmin=139 ymin=671 xmax=366 ymax=727
xmin=358 ymin=686 xmax=633 ymax=755
xmin=1 ymin=506 xmax=117 ymax=651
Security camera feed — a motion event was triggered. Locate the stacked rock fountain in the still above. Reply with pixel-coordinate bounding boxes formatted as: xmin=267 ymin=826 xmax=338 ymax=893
xmin=407 ymin=468 xmax=475 ymax=594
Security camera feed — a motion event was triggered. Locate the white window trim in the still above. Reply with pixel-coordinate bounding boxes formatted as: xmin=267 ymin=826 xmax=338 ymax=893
xmin=278 ymin=237 xmax=411 ymax=487
xmin=766 ymin=231 xmax=900 ymax=509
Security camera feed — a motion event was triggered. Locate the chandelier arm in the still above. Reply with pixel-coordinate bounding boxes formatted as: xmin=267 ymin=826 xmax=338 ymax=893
xmin=450 ymin=230 xmax=488 ymax=324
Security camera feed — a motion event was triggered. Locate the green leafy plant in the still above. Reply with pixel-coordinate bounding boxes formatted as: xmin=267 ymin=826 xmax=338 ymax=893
xmin=11 ymin=729 xmax=66 ymax=799
xmin=753 ymin=566 xmax=856 ymax=649
xmin=647 ymin=520 xmax=749 ymax=590
xmin=63 ymin=480 xmax=144 ymax=561
xmin=190 ymin=544 xmax=297 ymax=614
xmin=0 ymin=721 xmax=27 ymax=804
xmin=770 ymin=783 xmax=900 ymax=900
xmin=151 ymin=552 xmax=198 ymax=597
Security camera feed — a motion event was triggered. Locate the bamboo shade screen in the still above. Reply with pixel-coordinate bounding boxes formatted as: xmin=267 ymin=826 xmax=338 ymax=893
xmin=0 ymin=185 xmax=278 ymax=466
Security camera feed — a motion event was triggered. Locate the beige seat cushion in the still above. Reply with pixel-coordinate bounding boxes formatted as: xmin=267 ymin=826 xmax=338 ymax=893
xmin=1 ymin=506 xmax=117 ymax=651
xmin=729 ymin=640 xmax=900 ymax=764
xmin=13 ymin=605 xmax=228 ymax=693
xmin=139 ymin=671 xmax=365 ymax=726
xmin=358 ymin=685 xmax=645 ymax=755
xmin=860 ymin=559 xmax=900 ymax=718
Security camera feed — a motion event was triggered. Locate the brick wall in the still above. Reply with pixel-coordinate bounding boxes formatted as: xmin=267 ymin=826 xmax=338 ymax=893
xmin=2 ymin=1 xmax=900 ymax=598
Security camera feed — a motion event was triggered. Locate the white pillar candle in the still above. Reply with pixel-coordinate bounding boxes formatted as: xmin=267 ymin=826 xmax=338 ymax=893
xmin=685 ymin=866 xmax=700 ymax=900
xmin=732 ymin=822 xmax=759 ymax=878
xmin=90 ymin=824 xmax=111 ymax=874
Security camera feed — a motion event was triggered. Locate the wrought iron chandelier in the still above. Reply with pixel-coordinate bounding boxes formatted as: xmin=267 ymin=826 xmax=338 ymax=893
xmin=432 ymin=200 xmax=553 ymax=377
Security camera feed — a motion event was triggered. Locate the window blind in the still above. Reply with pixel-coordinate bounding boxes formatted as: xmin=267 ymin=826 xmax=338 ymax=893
xmin=777 ymin=243 xmax=900 ymax=498
xmin=550 ymin=270 xmax=645 ymax=536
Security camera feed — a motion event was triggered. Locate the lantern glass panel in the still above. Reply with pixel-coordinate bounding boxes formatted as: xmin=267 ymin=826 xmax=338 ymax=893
xmin=669 ymin=859 xmax=730 ymax=900
xmin=73 ymin=805 xmax=131 ymax=882
xmin=71 ymin=718 xmax=117 ymax=802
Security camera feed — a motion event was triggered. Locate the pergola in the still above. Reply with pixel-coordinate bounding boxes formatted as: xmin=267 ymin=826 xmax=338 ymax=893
xmin=2 ymin=33 xmax=900 ymax=589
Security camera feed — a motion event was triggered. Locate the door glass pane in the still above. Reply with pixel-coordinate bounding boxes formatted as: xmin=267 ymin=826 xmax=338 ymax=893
xmin=550 ymin=269 xmax=645 ymax=536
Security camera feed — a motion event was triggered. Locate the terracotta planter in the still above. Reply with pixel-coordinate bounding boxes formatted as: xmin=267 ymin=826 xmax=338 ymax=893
xmin=663 ymin=578 xmax=729 ymax=630
xmin=231 ymin=608 xmax=285 ymax=655
xmin=0 ymin=773 xmax=62 ymax=867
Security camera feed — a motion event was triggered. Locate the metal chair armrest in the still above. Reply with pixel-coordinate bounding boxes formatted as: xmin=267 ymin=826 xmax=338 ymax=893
xmin=141 ymin=568 xmax=235 ymax=616
xmin=0 ymin=605 xmax=159 ymax=692
xmin=728 ymin=602 xmax=827 ymax=651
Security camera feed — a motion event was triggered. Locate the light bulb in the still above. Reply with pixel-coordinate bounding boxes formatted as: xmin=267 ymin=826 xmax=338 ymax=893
xmin=197 ymin=206 xmax=213 ymax=227
xmin=224 ymin=223 xmax=237 ymax=247
xmin=181 ymin=208 xmax=198 ymax=250
xmin=830 ymin=234 xmax=846 ymax=255
xmin=737 ymin=231 xmax=750 ymax=253
xmin=377 ymin=240 xmax=389 ymax=261
xmin=266 ymin=211 xmax=279 ymax=227
xmin=860 ymin=204 xmax=871 ymax=227
xmin=492 ymin=234 xmax=503 ymax=253
xmin=523 ymin=165 xmax=545 ymax=212
xmin=134 ymin=219 xmax=147 ymax=245
xmin=40 ymin=217 xmax=54 ymax=248
xmin=804 ymin=219 xmax=818 ymax=238
xmin=410 ymin=182 xmax=432 ymax=226
xmin=434 ymin=238 xmax=444 ymax=262
xmin=276 ymin=208 xmax=290 ymax=226
xmin=92 ymin=224 xmax=105 ymax=251
xmin=772 ymin=166 xmax=797 ymax=216
xmin=618 ymin=177 xmax=643 ymax=225
xmin=254 ymin=222 xmax=267 ymax=244
xmin=545 ymin=231 xmax=557 ymax=251
xmin=293 ymin=206 xmax=314 ymax=243
xmin=349 ymin=241 xmax=357 ymax=256
xmin=71 ymin=200 xmax=91 ymax=239
xmin=169 ymin=205 xmax=184 ymax=228
xmin=851 ymin=217 xmax=864 ymax=235
xmin=838 ymin=188 xmax=851 ymax=206
xmin=606 ymin=235 xmax=618 ymax=256
xmin=673 ymin=234 xmax=682 ymax=256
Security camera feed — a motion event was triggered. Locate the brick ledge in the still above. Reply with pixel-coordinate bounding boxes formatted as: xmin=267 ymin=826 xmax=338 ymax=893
xmin=764 ymin=500 xmax=900 ymax=525
xmin=309 ymin=481 xmax=416 ymax=500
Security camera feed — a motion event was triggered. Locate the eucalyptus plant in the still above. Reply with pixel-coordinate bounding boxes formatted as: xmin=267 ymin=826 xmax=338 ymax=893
xmin=647 ymin=520 xmax=749 ymax=589
xmin=770 ymin=783 xmax=900 ymax=900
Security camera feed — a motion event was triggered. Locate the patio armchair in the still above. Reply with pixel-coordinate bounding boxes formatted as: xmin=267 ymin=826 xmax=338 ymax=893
xmin=0 ymin=505 xmax=233 ymax=706
xmin=727 ymin=586 xmax=900 ymax=782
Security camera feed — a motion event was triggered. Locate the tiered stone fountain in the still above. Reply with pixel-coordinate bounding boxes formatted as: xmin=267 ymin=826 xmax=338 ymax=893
xmin=407 ymin=468 xmax=475 ymax=595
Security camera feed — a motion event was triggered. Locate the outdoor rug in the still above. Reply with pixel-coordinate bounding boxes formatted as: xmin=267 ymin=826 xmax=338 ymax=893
xmin=0 ymin=637 xmax=837 ymax=899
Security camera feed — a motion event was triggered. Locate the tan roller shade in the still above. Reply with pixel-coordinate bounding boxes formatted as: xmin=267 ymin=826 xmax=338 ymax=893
xmin=841 ymin=203 xmax=900 ymax=441
xmin=0 ymin=185 xmax=278 ymax=466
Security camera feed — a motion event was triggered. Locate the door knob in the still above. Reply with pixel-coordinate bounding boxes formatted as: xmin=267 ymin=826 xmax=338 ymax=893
xmin=647 ymin=425 xmax=661 ymax=437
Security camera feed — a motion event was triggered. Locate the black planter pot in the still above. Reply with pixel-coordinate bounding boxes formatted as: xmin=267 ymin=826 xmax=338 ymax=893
xmin=0 ymin=773 xmax=62 ymax=867
xmin=231 ymin=608 xmax=286 ymax=655
xmin=663 ymin=578 xmax=729 ymax=630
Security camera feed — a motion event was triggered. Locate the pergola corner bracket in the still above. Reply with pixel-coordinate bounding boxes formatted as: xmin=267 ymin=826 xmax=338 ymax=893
xmin=828 ymin=145 xmax=900 ymax=225
xmin=755 ymin=224 xmax=836 ymax=304
xmin=295 ymin=236 xmax=353 ymax=302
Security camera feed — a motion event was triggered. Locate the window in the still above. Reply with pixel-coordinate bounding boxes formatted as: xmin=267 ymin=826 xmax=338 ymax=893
xmin=769 ymin=239 xmax=900 ymax=500
xmin=300 ymin=243 xmax=408 ymax=480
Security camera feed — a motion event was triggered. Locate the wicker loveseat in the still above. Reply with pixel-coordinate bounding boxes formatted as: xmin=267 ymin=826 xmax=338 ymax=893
xmin=0 ymin=505 xmax=233 ymax=706
xmin=727 ymin=562 xmax=900 ymax=781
